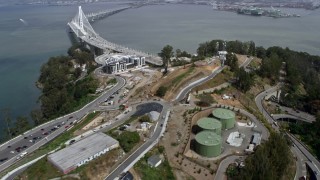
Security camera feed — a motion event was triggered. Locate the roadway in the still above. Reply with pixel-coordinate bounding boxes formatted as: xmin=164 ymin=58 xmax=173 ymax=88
xmin=105 ymin=101 xmax=171 ymax=180
xmin=272 ymin=114 xmax=315 ymax=123
xmin=0 ymin=75 xmax=126 ymax=173
xmin=255 ymin=84 xmax=320 ymax=179
xmin=215 ymin=156 xmax=243 ymax=180
xmin=175 ymin=66 xmax=225 ymax=102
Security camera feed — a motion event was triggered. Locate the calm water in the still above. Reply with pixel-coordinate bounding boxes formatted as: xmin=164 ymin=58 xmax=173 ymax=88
xmin=0 ymin=3 xmax=319 ymax=137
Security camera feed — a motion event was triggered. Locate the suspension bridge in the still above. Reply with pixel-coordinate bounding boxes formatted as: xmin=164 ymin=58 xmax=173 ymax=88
xmin=67 ymin=6 xmax=163 ymax=66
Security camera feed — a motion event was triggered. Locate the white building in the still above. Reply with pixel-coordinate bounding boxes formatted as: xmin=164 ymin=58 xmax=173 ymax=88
xmin=103 ymin=54 xmax=145 ymax=74
xmin=47 ymin=133 xmax=119 ymax=174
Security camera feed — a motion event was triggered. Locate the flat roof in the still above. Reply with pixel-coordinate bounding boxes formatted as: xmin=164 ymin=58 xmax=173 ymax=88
xmin=48 ymin=132 xmax=118 ymax=171
xmin=195 ymin=131 xmax=221 ymax=146
xmin=197 ymin=117 xmax=221 ymax=130
xmin=212 ymin=108 xmax=235 ymax=119
xmin=148 ymin=155 xmax=161 ymax=166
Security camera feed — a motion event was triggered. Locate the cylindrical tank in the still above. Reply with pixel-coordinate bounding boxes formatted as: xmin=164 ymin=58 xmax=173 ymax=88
xmin=194 ymin=131 xmax=221 ymax=157
xmin=197 ymin=117 xmax=222 ymax=135
xmin=212 ymin=108 xmax=235 ymax=130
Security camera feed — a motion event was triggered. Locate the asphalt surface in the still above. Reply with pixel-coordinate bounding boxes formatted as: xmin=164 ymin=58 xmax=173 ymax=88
xmin=0 ymin=75 xmax=126 ymax=173
xmin=255 ymin=84 xmax=320 ymax=179
xmin=105 ymin=101 xmax=170 ymax=180
xmin=175 ymin=66 xmax=225 ymax=102
xmin=215 ymin=156 xmax=243 ymax=180
xmin=272 ymin=114 xmax=314 ymax=123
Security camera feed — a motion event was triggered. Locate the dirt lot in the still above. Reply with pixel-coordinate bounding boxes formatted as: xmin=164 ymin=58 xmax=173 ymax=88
xmin=235 ymin=54 xmax=247 ymax=66
xmin=160 ymin=105 xmax=216 ymax=180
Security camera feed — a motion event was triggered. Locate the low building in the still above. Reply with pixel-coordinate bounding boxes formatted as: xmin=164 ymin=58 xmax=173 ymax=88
xmin=251 ymin=133 xmax=262 ymax=145
xmin=103 ymin=54 xmax=145 ymax=74
xmin=148 ymin=111 xmax=160 ymax=121
xmin=48 ymin=132 xmax=119 ymax=174
xmin=147 ymin=155 xmax=162 ymax=168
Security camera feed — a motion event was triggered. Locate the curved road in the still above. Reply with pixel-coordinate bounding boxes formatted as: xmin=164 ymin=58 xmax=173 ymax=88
xmin=175 ymin=66 xmax=225 ymax=102
xmin=0 ymin=75 xmax=126 ymax=173
xmin=255 ymin=84 xmax=320 ymax=179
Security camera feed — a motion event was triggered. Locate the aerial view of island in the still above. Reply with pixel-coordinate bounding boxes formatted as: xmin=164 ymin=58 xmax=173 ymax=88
xmin=0 ymin=0 xmax=319 ymax=180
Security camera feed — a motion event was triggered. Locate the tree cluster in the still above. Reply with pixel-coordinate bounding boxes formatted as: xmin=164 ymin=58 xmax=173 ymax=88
xmin=156 ymin=86 xmax=168 ymax=97
xmin=234 ymin=68 xmax=255 ymax=92
xmin=226 ymin=52 xmax=239 ymax=72
xmin=37 ymin=47 xmax=98 ymax=120
xmin=289 ymin=115 xmax=320 ymax=159
xmin=1 ymin=109 xmax=31 ymax=141
xmin=257 ymin=46 xmax=320 ymax=114
xmin=229 ymin=133 xmax=292 ymax=180
xmin=116 ymin=131 xmax=140 ymax=153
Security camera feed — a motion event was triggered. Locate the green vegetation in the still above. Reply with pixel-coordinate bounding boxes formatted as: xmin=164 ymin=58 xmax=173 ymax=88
xmin=111 ymin=131 xmax=140 ymax=153
xmin=38 ymin=53 xmax=98 ymax=120
xmin=196 ymin=40 xmax=256 ymax=60
xmin=134 ymin=147 xmax=175 ymax=180
xmin=0 ymin=109 xmax=32 ymax=141
xmin=226 ymin=52 xmax=239 ymax=72
xmin=195 ymin=94 xmax=215 ymax=107
xmin=159 ymin=45 xmax=174 ymax=73
xmin=172 ymin=67 xmax=194 ymax=85
xmin=139 ymin=115 xmax=152 ymax=123
xmin=289 ymin=115 xmax=320 ymax=159
xmin=234 ymin=67 xmax=255 ymax=92
xmin=228 ymin=133 xmax=293 ymax=180
xmin=0 ymin=112 xmax=99 ymax=178
xmin=156 ymin=86 xmax=168 ymax=97
xmin=107 ymin=78 xmax=117 ymax=85
xmin=17 ymin=156 xmax=62 ymax=180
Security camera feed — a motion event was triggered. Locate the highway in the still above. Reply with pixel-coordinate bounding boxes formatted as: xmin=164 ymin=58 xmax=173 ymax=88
xmin=0 ymin=75 xmax=126 ymax=173
xmin=255 ymin=84 xmax=320 ymax=179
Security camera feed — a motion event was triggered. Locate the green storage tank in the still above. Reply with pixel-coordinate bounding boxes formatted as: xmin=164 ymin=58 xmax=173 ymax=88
xmin=197 ymin=117 xmax=222 ymax=135
xmin=212 ymin=108 xmax=235 ymax=130
xmin=194 ymin=131 xmax=221 ymax=157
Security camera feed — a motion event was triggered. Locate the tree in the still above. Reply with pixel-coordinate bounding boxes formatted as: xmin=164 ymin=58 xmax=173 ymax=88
xmin=156 ymin=86 xmax=167 ymax=97
xmin=158 ymin=45 xmax=174 ymax=73
xmin=30 ymin=109 xmax=44 ymax=126
xmin=235 ymin=68 xmax=254 ymax=92
xmin=1 ymin=108 xmax=13 ymax=140
xmin=226 ymin=53 xmax=239 ymax=72
xmin=14 ymin=116 xmax=30 ymax=135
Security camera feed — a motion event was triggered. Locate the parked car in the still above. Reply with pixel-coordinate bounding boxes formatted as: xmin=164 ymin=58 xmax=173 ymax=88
xmin=69 ymin=140 xmax=76 ymax=145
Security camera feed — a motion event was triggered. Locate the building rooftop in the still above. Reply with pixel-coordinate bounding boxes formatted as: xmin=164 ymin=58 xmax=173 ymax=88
xmin=48 ymin=132 xmax=118 ymax=170
xmin=195 ymin=131 xmax=221 ymax=146
xmin=212 ymin=108 xmax=235 ymax=119
xmin=252 ymin=133 xmax=262 ymax=145
xmin=147 ymin=155 xmax=162 ymax=167
xmin=197 ymin=117 xmax=221 ymax=130
xmin=148 ymin=111 xmax=160 ymax=121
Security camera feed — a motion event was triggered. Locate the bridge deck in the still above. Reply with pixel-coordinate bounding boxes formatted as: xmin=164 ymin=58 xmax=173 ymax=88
xmin=68 ymin=6 xmax=162 ymax=66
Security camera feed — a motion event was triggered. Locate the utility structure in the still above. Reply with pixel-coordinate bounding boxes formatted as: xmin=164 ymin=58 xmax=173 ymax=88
xmin=217 ymin=41 xmax=227 ymax=66
xmin=67 ymin=6 xmax=163 ymax=66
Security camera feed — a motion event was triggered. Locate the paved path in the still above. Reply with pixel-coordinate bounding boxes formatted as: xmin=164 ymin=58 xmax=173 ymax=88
xmin=215 ymin=156 xmax=243 ymax=180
